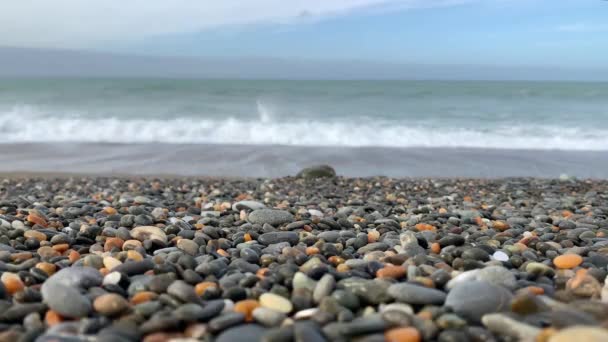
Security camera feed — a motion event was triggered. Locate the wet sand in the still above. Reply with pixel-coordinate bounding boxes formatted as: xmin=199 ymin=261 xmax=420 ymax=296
xmin=0 ymin=143 xmax=607 ymax=179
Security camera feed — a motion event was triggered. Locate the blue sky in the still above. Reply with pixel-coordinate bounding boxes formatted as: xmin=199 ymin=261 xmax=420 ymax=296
xmin=1 ymin=0 xmax=607 ymax=69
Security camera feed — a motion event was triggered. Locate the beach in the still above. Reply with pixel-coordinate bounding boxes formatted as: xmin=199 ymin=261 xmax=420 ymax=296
xmin=0 ymin=78 xmax=607 ymax=341
xmin=1 ymin=171 xmax=608 ymax=341
xmin=1 ymin=143 xmax=608 ymax=179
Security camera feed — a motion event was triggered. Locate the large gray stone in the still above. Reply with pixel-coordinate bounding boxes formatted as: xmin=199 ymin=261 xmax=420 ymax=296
xmin=446 ymin=281 xmax=513 ymax=323
xmin=249 ymin=210 xmax=294 ymax=227
xmin=296 ymin=165 xmax=336 ymax=179
xmin=41 ymin=282 xmax=91 ymax=318
xmin=388 ymin=283 xmax=446 ymax=305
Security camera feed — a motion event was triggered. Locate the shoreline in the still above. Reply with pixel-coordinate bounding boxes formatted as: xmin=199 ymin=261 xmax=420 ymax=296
xmin=1 ymin=143 xmax=607 ymax=179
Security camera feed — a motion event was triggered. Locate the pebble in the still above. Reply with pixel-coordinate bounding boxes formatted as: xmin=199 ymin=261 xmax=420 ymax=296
xmin=41 ymin=282 xmax=92 ymax=318
xmin=388 ymin=283 xmax=446 ymax=305
xmin=232 ymin=201 xmax=266 ymax=211
xmin=253 ymin=307 xmax=286 ymax=327
xmin=258 ymin=231 xmax=300 ymax=246
xmin=554 ymin=254 xmax=584 ymax=269
xmin=130 ymin=226 xmax=168 ymax=243
xmin=248 ymin=209 xmax=295 ymax=226
xmin=445 ymin=281 xmax=513 ymax=323
xmin=177 ymin=239 xmax=199 ymax=256
xmin=482 ymin=313 xmax=541 ymax=341
xmin=296 ymin=164 xmax=336 ymax=179
xmin=93 ymin=293 xmax=130 ymax=316
xmin=313 ymin=274 xmax=336 ymax=304
xmin=385 ymin=327 xmax=421 ymax=342
xmin=259 ymin=293 xmax=293 ymax=313
xmin=476 ymin=266 xmax=518 ymax=290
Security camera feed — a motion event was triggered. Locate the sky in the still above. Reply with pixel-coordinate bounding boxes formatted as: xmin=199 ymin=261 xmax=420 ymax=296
xmin=0 ymin=0 xmax=607 ymax=72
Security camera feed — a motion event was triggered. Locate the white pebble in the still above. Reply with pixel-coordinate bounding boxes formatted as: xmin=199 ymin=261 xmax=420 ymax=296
xmin=492 ymin=251 xmax=509 ymax=262
xmin=294 ymin=308 xmax=318 ymax=320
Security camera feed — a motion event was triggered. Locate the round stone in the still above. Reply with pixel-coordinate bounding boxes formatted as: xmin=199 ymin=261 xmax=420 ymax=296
xmin=476 ymin=266 xmax=517 ymax=290
xmin=248 ymin=210 xmax=294 ymax=227
xmin=24 ymin=230 xmax=47 ymax=241
xmin=41 ymin=282 xmax=91 ymax=318
xmin=387 ymin=283 xmax=446 ymax=305
xmin=259 ymin=293 xmax=293 ymax=314
xmin=232 ymin=201 xmax=266 ymax=211
xmin=93 ymin=293 xmax=130 ymax=316
xmin=554 ymin=254 xmax=583 ymax=269
xmin=130 ymin=226 xmax=168 ymax=243
xmin=177 ymin=239 xmax=199 ymax=256
xmin=384 ymin=327 xmax=421 ymax=342
xmin=445 ymin=281 xmax=513 ymax=323
xmin=296 ymin=165 xmax=336 ymax=179
xmin=252 ymin=307 xmax=286 ymax=327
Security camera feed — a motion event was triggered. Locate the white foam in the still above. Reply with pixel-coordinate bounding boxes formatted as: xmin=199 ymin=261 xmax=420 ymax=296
xmin=1 ymin=104 xmax=608 ymax=150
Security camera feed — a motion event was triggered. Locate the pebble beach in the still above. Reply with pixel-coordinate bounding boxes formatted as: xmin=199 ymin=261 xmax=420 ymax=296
xmin=1 ymin=167 xmax=608 ymax=342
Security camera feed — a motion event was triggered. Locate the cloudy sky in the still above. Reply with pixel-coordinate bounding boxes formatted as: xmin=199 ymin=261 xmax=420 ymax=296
xmin=1 ymin=0 xmax=607 ymax=70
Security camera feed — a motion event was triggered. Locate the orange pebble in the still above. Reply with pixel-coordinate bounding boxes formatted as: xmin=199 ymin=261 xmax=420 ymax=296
xmin=195 ymin=282 xmax=217 ymax=296
xmin=562 ymin=210 xmax=573 ymax=218
xmin=306 ymin=247 xmax=320 ymax=255
xmin=45 ymin=310 xmax=63 ymax=326
xmin=493 ymin=220 xmax=509 ymax=231
xmin=377 ymin=265 xmax=406 ymax=279
xmin=256 ymin=268 xmax=269 ymax=278
xmin=523 ymin=286 xmax=545 ymax=295
xmin=568 ymin=268 xmax=589 ymax=289
xmin=337 ymin=264 xmax=350 ymax=272
xmin=103 ymin=207 xmax=117 ymax=215
xmin=126 ymin=250 xmax=144 ymax=261
xmin=385 ymin=327 xmax=422 ymax=342
xmin=217 ymin=249 xmax=229 ymax=257
xmin=438 ymin=208 xmax=448 ymax=214
xmin=36 ymin=262 xmax=57 ymax=276
xmin=24 ymin=230 xmax=47 ymax=241
xmin=52 ymin=244 xmax=69 ymax=253
xmin=130 ymin=291 xmax=159 ymax=304
xmin=234 ymin=299 xmax=259 ymax=322
xmin=27 ymin=213 xmax=47 ymax=227
xmin=463 ymin=196 xmax=473 ymax=202
xmin=104 ymin=238 xmax=124 ymax=252
xmin=122 ymin=239 xmax=143 ymax=250
xmin=553 ymin=254 xmax=583 ymax=269
xmin=3 ymin=276 xmax=25 ymax=295
xmin=368 ymin=230 xmax=380 ymax=243
xmin=68 ymin=250 xmax=81 ymax=263
xmin=415 ymin=223 xmax=436 ymax=231
xmin=244 ymin=233 xmax=252 ymax=242
xmin=328 ymin=256 xmax=345 ymax=265
xmin=430 ymin=242 xmax=441 ymax=254
xmin=415 ymin=277 xmax=435 ymax=288
xmin=11 ymin=252 xmax=33 ymax=262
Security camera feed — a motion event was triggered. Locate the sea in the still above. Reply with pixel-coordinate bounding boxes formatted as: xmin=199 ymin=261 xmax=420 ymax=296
xmin=1 ymin=78 xmax=608 ymax=178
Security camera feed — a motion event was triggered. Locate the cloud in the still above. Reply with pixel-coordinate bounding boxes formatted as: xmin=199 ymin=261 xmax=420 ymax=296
xmin=556 ymin=23 xmax=608 ymax=33
xmin=0 ymin=0 xmax=472 ymax=48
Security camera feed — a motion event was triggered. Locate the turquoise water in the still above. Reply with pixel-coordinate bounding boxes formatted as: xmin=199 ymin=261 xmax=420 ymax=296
xmin=1 ymin=79 xmax=607 ymax=149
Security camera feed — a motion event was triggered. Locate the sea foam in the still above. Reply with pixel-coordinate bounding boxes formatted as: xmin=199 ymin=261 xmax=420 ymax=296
xmin=1 ymin=104 xmax=607 ymax=150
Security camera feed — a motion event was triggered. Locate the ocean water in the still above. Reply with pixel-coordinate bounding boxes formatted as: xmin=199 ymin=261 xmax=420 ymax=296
xmin=1 ymin=79 xmax=608 ymax=150
xmin=1 ymin=78 xmax=608 ymax=178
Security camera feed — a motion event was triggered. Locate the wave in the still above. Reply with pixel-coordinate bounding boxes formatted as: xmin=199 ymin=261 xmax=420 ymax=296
xmin=1 ymin=104 xmax=607 ymax=150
